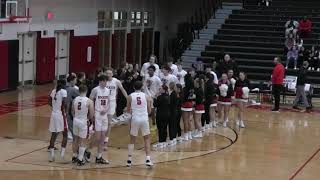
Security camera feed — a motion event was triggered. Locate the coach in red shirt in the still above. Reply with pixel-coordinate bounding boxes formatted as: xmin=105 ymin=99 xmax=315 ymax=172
xmin=271 ymin=57 xmax=285 ymax=112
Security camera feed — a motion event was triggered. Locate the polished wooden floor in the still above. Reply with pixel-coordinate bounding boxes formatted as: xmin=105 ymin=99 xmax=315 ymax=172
xmin=0 ymin=84 xmax=320 ymax=180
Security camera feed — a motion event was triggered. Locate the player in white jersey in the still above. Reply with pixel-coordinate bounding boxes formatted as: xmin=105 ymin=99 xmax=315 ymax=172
xmin=89 ymin=75 xmax=110 ymax=164
xmin=143 ymin=65 xmax=161 ymax=125
xmin=167 ymin=58 xmax=178 ymax=76
xmin=48 ymin=80 xmax=68 ymax=162
xmin=71 ymin=85 xmax=94 ymax=166
xmin=126 ymin=81 xmax=153 ymax=167
xmin=176 ymin=62 xmax=187 ymax=87
xmin=105 ymin=68 xmax=128 ymax=144
xmin=140 ymin=55 xmax=160 ymax=77
xmin=160 ymin=66 xmax=179 ymax=87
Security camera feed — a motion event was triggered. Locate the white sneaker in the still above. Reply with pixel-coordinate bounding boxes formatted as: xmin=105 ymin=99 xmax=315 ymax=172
xmin=68 ymin=131 xmax=73 ymax=140
xmin=188 ymin=132 xmax=193 ymax=140
xmin=240 ymin=120 xmax=245 ymax=128
xmin=226 ymin=118 xmax=229 ymax=123
xmin=236 ymin=120 xmax=240 ymax=127
xmin=162 ymin=142 xmax=167 ymax=148
xmin=49 ymin=149 xmax=55 ymax=162
xmin=212 ymin=121 xmax=217 ymax=128
xmin=294 ymin=67 xmax=297 ymax=70
xmin=223 ymin=121 xmax=227 ymax=127
xmin=152 ymin=143 xmax=159 ymax=149
xmin=177 ymin=137 xmax=183 ymax=143
xmin=173 ymin=138 xmax=177 ymax=145
xmin=184 ymin=134 xmax=189 ymax=141
xmin=312 ymin=67 xmax=315 ymax=71
xmin=167 ymin=140 xmax=174 ymax=146
xmin=146 ymin=159 xmax=154 ymax=167
xmin=201 ymin=126 xmax=206 ymax=132
xmin=193 ymin=132 xmax=203 ymax=138
xmin=318 ymin=68 xmax=320 ymax=72
xmin=308 ymin=67 xmax=311 ymax=71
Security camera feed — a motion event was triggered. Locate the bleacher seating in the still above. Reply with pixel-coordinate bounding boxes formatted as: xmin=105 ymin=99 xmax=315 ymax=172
xmin=200 ymin=0 xmax=320 ymax=85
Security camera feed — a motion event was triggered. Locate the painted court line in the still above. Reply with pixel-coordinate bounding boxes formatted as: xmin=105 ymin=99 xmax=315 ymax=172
xmin=289 ymin=147 xmax=320 ymax=180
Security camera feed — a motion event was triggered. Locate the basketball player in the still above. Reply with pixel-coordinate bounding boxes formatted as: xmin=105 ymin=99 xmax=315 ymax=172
xmin=126 ymin=81 xmax=153 ymax=167
xmin=234 ymin=72 xmax=250 ymax=128
xmin=72 ymin=85 xmax=94 ymax=166
xmin=160 ymin=66 xmax=178 ymax=87
xmin=48 ymin=80 xmax=68 ymax=162
xmin=89 ymin=75 xmax=110 ymax=164
xmin=105 ymin=68 xmax=128 ymax=145
xmin=143 ymin=65 xmax=161 ymax=125
xmin=141 ymin=55 xmax=160 ymax=77
xmin=176 ymin=62 xmax=187 ymax=87
xmin=167 ymin=58 xmax=178 ymax=76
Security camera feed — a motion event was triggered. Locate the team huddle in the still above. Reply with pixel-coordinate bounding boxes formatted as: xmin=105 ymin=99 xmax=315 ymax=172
xmin=47 ymin=55 xmax=251 ymax=167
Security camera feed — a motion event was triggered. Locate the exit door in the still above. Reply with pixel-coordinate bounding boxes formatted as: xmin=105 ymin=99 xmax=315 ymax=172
xmin=55 ymin=31 xmax=70 ymax=79
xmin=18 ymin=32 xmax=37 ymax=86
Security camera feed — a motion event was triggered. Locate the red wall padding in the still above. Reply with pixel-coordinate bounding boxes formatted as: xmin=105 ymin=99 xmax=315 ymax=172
xmin=70 ymin=34 xmax=99 ymax=75
xmin=36 ymin=34 xmax=55 ymax=84
xmin=0 ymin=41 xmax=8 ymax=90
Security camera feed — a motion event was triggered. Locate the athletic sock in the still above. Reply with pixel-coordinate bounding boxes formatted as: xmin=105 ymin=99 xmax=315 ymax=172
xmin=128 ymin=144 xmax=134 ymax=158
xmin=146 ymin=156 xmax=151 ymax=161
xmin=60 ymin=147 xmax=66 ymax=158
xmin=97 ymin=153 xmax=102 ymax=159
xmin=73 ymin=153 xmax=78 ymax=158
xmin=50 ymin=148 xmax=55 ymax=157
xmin=104 ymin=137 xmax=109 ymax=143
xmin=78 ymin=147 xmax=86 ymax=161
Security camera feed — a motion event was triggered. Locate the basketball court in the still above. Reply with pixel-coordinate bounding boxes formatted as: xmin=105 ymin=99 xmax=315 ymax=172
xmin=0 ymin=0 xmax=320 ymax=179
xmin=0 ymin=85 xmax=318 ymax=180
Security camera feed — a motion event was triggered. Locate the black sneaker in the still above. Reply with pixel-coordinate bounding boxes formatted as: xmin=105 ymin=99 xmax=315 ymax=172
xmin=72 ymin=156 xmax=78 ymax=163
xmin=95 ymin=157 xmax=109 ymax=164
xmin=84 ymin=150 xmax=91 ymax=162
xmin=271 ymin=108 xmax=280 ymax=112
xmin=77 ymin=159 xmax=86 ymax=166
xmin=293 ymin=106 xmax=301 ymax=110
xmin=126 ymin=160 xmax=132 ymax=167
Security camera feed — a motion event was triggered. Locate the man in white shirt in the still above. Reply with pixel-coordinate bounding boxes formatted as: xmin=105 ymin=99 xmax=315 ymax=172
xmin=176 ymin=62 xmax=187 ymax=87
xmin=160 ymin=66 xmax=179 ymax=87
xmin=105 ymin=68 xmax=128 ymax=144
xmin=140 ymin=55 xmax=160 ymax=77
xmin=167 ymin=58 xmax=178 ymax=76
xmin=126 ymin=81 xmax=153 ymax=167
xmin=205 ymin=66 xmax=218 ymax=85
xmin=143 ymin=65 xmax=161 ymax=125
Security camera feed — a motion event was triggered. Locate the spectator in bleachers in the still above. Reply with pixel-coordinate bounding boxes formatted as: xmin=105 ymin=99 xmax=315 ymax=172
xmin=258 ymin=0 xmax=272 ymax=7
xmin=299 ymin=16 xmax=312 ymax=38
xmin=217 ymin=54 xmax=239 ymax=77
xmin=286 ymin=45 xmax=299 ymax=70
xmin=285 ymin=20 xmax=299 ymax=39
xmin=285 ymin=35 xmax=295 ymax=52
xmin=308 ymin=45 xmax=319 ymax=71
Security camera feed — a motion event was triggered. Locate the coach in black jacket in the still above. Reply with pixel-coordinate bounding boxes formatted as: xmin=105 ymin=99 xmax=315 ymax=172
xmin=293 ymin=61 xmax=311 ymax=111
